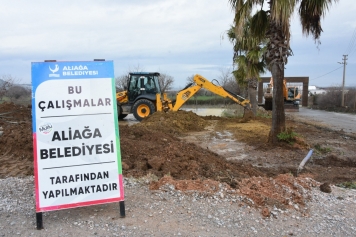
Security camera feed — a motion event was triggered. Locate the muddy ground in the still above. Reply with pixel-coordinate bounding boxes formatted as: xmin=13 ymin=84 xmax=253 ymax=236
xmin=0 ymin=102 xmax=355 ymax=210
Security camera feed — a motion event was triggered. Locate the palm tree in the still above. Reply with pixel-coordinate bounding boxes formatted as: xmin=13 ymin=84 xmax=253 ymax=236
xmin=229 ymin=0 xmax=339 ymax=143
xmin=227 ymin=23 xmax=266 ymax=116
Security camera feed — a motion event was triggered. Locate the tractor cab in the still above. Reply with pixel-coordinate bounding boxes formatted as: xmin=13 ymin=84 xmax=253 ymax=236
xmin=127 ymin=72 xmax=161 ymax=102
xmin=116 ymin=72 xmax=162 ymax=121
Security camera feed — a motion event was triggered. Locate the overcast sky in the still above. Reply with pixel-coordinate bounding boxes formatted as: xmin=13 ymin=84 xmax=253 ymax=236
xmin=1 ymin=0 xmax=355 ymax=89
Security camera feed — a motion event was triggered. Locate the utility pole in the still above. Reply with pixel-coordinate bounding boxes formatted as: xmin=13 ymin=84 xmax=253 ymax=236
xmin=338 ymin=55 xmax=348 ymax=107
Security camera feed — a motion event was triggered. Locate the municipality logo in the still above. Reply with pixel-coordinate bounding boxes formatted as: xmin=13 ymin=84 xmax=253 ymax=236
xmin=49 ymin=64 xmax=60 ymax=77
xmin=38 ymin=123 xmax=53 ymax=135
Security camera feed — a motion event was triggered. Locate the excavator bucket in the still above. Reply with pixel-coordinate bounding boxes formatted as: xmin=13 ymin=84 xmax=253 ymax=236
xmin=241 ymin=109 xmax=254 ymax=122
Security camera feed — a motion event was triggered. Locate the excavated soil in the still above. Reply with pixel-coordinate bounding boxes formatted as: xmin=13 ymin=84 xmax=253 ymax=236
xmin=1 ymin=102 xmax=356 ymax=210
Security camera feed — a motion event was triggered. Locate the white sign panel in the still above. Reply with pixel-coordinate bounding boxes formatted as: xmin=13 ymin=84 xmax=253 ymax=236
xmin=32 ymin=61 xmax=124 ymax=212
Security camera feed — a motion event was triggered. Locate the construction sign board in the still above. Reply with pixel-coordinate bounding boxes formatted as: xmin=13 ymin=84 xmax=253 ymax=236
xmin=31 ymin=61 xmax=124 ymax=212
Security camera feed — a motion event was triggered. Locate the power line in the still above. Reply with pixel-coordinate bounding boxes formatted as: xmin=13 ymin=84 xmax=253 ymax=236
xmin=310 ymin=66 xmax=343 ymax=81
xmin=350 ymin=43 xmax=356 ymax=56
xmin=345 ymin=27 xmax=356 ymax=55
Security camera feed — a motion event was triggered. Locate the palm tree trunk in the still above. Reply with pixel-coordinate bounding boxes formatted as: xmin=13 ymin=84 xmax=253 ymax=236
xmin=248 ymin=78 xmax=258 ymax=116
xmin=269 ymin=63 xmax=285 ymax=143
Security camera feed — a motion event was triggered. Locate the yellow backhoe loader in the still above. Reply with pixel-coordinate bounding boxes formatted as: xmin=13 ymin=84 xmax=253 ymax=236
xmin=264 ymin=77 xmax=301 ymax=111
xmin=116 ymin=72 xmax=251 ymax=121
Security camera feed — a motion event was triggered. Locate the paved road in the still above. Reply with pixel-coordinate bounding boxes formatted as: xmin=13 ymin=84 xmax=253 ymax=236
xmin=288 ymin=107 xmax=356 ymax=135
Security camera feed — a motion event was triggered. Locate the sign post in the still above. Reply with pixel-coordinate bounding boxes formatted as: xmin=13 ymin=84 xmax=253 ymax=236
xmin=31 ymin=60 xmax=124 ymax=229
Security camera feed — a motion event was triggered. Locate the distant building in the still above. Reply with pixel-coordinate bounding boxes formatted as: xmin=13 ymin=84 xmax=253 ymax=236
xmin=308 ymin=86 xmax=326 ymax=95
xmin=287 ymin=84 xmax=327 ymax=96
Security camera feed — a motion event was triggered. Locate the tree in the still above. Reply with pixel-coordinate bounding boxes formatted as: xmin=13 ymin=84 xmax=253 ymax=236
xmin=115 ymin=64 xmax=145 ymax=91
xmin=5 ymin=85 xmax=30 ymax=100
xmin=0 ymin=75 xmax=19 ymax=101
xmin=185 ymin=75 xmax=195 ymax=86
xmin=214 ymin=67 xmax=241 ymax=106
xmin=184 ymin=75 xmax=203 ymax=104
xmin=158 ymin=73 xmax=174 ymax=93
xmin=115 ymin=74 xmax=129 ymax=91
xmin=217 ymin=68 xmax=240 ymax=95
xmin=227 ymin=23 xmax=266 ymax=116
xmin=218 ymin=68 xmax=232 ymax=87
xmin=229 ymin=0 xmax=338 ymax=143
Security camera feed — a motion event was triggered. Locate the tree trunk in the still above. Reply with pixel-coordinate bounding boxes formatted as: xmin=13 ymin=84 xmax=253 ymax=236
xmin=269 ymin=63 xmax=286 ymax=143
xmin=248 ymin=78 xmax=258 ymax=116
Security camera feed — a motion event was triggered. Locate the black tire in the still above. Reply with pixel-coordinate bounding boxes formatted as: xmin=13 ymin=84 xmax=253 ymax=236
xmin=117 ymin=105 xmax=128 ymax=120
xmin=119 ymin=114 xmax=128 ymax=119
xmin=132 ymin=99 xmax=156 ymax=121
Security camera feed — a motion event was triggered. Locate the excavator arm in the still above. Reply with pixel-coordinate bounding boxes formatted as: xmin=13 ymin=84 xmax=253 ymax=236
xmin=170 ymin=74 xmax=251 ymax=111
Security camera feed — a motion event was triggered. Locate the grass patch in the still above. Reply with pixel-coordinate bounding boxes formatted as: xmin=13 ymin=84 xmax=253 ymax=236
xmin=256 ymin=110 xmax=272 ymax=118
xmin=314 ymin=144 xmax=331 ymax=154
xmin=221 ymin=109 xmax=241 ymax=118
xmin=277 ymin=128 xmax=298 ymax=144
xmin=336 ymin=181 xmax=356 ymax=189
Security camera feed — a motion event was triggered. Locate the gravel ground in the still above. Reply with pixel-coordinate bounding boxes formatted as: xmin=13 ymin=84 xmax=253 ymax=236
xmin=0 ymin=176 xmax=355 ymax=237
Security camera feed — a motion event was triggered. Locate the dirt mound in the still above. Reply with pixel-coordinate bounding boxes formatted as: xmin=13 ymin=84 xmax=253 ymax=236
xmin=0 ymin=102 xmax=33 ymax=178
xmin=1 ymin=102 xmax=356 ymax=210
xmin=238 ymin=174 xmax=317 ymax=209
xmin=240 ymin=110 xmax=254 ymax=122
xmin=149 ymin=176 xmax=224 ymax=193
xmin=119 ymin=125 xmax=264 ymax=185
xmin=0 ymin=102 xmax=31 ymax=121
xmin=136 ymin=110 xmax=209 ymax=135
xmin=149 ymin=173 xmax=318 ymax=213
xmin=0 ymin=104 xmax=262 ymax=183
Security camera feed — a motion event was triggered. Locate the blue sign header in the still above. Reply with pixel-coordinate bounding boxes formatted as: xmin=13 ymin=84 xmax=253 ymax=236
xmin=31 ymin=61 xmax=114 ymax=89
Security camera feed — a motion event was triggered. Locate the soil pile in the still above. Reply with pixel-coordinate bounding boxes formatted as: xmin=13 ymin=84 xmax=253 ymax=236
xmin=136 ymin=110 xmax=209 ymax=135
xmin=148 ymin=173 xmax=319 ymax=215
xmin=237 ymin=174 xmax=318 ymax=210
xmin=0 ymin=103 xmax=33 ymax=177
xmin=0 ymin=104 xmax=262 ymax=184
xmin=119 ymin=124 xmax=264 ymax=184
xmin=1 ymin=102 xmax=355 ymax=210
xmin=149 ymin=176 xmax=224 ymax=193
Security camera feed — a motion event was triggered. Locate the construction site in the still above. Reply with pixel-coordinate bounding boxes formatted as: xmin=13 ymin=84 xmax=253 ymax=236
xmin=1 ymin=101 xmax=356 ymax=205
xmin=1 ymin=101 xmax=356 ymax=235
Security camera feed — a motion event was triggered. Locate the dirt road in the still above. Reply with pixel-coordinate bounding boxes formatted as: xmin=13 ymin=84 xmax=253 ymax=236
xmin=289 ymin=107 xmax=356 ymax=135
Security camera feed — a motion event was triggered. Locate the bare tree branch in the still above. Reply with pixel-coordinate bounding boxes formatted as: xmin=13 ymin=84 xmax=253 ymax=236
xmin=115 ymin=75 xmax=129 ymax=91
xmin=115 ymin=65 xmax=146 ymax=91
xmin=158 ymin=73 xmax=174 ymax=93
xmin=0 ymin=75 xmax=20 ymax=101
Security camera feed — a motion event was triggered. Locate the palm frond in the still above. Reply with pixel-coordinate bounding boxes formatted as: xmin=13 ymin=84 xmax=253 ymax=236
xmin=233 ymin=0 xmax=259 ymax=38
xmin=270 ymin=0 xmax=297 ymax=40
xmin=250 ymin=10 xmax=269 ymax=40
xmin=298 ymin=0 xmax=339 ymax=43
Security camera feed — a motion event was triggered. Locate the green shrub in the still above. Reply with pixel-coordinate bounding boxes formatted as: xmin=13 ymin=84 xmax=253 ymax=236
xmin=277 ymin=128 xmax=298 ymax=144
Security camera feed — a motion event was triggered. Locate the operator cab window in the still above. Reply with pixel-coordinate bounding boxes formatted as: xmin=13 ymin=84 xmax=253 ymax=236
xmin=128 ymin=74 xmax=160 ymax=101
xmin=288 ymin=88 xmax=294 ymax=98
xmin=144 ymin=76 xmax=157 ymax=94
xmin=128 ymin=76 xmax=140 ymax=101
